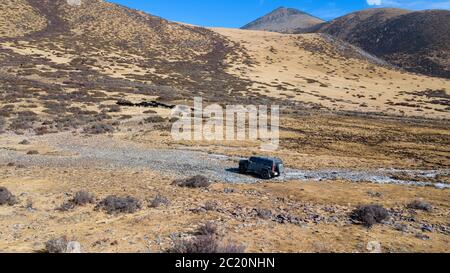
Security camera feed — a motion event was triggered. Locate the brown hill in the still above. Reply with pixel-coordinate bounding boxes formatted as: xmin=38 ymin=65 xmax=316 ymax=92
xmin=315 ymin=8 xmax=450 ymax=78
xmin=0 ymin=0 xmax=47 ymax=37
xmin=0 ymin=0 xmax=254 ymax=135
xmin=241 ymin=7 xmax=324 ymax=33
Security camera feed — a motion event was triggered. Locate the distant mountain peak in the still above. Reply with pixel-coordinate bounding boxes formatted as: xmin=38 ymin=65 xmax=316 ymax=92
xmin=241 ymin=7 xmax=324 ymax=33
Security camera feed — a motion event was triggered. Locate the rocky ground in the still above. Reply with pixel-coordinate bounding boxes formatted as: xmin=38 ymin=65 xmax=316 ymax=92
xmin=0 ymin=127 xmax=449 ymax=253
xmin=1 ymin=132 xmax=449 ymax=187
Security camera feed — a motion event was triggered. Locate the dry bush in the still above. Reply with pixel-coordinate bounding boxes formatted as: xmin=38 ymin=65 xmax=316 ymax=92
xmin=407 ymin=200 xmax=433 ymax=212
xmin=197 ymin=222 xmax=219 ymax=236
xmin=73 ymin=191 xmax=95 ymax=206
xmin=0 ymin=117 xmax=5 ymax=133
xmin=8 ymin=112 xmax=38 ymax=132
xmin=254 ymin=208 xmax=273 ymax=220
xmin=82 ymin=123 xmax=115 ymax=135
xmin=107 ymin=105 xmax=121 ymax=113
xmin=167 ymin=235 xmax=244 ymax=254
xmin=167 ymin=222 xmax=244 ymax=253
xmin=143 ymin=116 xmax=166 ymax=124
xmin=0 ymin=187 xmax=18 ymax=206
xmin=172 ymin=175 xmax=211 ymax=189
xmin=350 ymin=205 xmax=389 ymax=228
xmin=19 ymin=139 xmax=30 ymax=145
xmin=168 ymin=235 xmax=219 ymax=253
xmin=204 ymin=200 xmax=218 ymax=211
xmin=25 ymin=198 xmax=34 ymax=210
xmin=95 ymin=195 xmax=141 ymax=214
xmin=58 ymin=191 xmax=95 ymax=211
xmin=35 ymin=126 xmax=51 ymax=135
xmin=149 ymin=194 xmax=170 ymax=208
xmin=45 ymin=236 xmax=68 ymax=253
xmin=26 ymin=150 xmax=39 ymax=155
xmin=219 ymin=244 xmax=246 ymax=253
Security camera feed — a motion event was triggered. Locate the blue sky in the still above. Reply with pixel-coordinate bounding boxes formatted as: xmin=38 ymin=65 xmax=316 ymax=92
xmin=108 ymin=0 xmax=450 ymax=27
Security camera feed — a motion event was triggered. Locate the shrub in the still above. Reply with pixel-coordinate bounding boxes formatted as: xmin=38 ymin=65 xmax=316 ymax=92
xmin=219 ymin=243 xmax=246 ymax=253
xmin=35 ymin=126 xmax=51 ymax=135
xmin=172 ymin=175 xmax=211 ymax=189
xmin=254 ymin=208 xmax=273 ymax=220
xmin=27 ymin=150 xmax=39 ymax=155
xmin=167 ymin=235 xmax=244 ymax=254
xmin=0 ymin=187 xmax=18 ymax=206
xmin=57 ymin=202 xmax=75 ymax=212
xmin=0 ymin=117 xmax=5 ymax=133
xmin=8 ymin=111 xmax=39 ymax=132
xmin=149 ymin=194 xmax=170 ymax=208
xmin=168 ymin=235 xmax=219 ymax=253
xmin=95 ymin=195 xmax=141 ymax=214
xmin=57 ymin=191 xmax=95 ymax=211
xmin=45 ymin=236 xmax=68 ymax=253
xmin=350 ymin=205 xmax=389 ymax=228
xmin=19 ymin=139 xmax=30 ymax=145
xmin=407 ymin=200 xmax=433 ymax=212
xmin=82 ymin=123 xmax=115 ymax=135
xmin=167 ymin=222 xmax=244 ymax=253
xmin=107 ymin=105 xmax=121 ymax=113
xmin=204 ymin=200 xmax=218 ymax=211
xmin=25 ymin=198 xmax=34 ymax=210
xmin=197 ymin=222 xmax=219 ymax=236
xmin=73 ymin=191 xmax=95 ymax=206
xmin=143 ymin=116 xmax=166 ymax=124
xmin=44 ymin=236 xmax=81 ymax=253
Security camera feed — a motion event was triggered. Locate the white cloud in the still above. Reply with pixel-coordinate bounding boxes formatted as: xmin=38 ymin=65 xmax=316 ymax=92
xmin=367 ymin=0 xmax=382 ymax=5
xmin=366 ymin=0 xmax=450 ymax=9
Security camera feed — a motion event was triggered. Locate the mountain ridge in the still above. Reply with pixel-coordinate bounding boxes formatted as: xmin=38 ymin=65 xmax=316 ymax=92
xmin=241 ymin=7 xmax=324 ymax=33
xmin=314 ymin=8 xmax=450 ymax=78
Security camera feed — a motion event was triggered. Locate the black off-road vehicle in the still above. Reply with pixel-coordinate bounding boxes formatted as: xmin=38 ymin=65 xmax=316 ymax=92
xmin=239 ymin=157 xmax=284 ymax=179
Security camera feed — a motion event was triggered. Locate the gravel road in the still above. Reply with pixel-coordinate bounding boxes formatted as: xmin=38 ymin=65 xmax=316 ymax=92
xmin=1 ymin=133 xmax=449 ymax=188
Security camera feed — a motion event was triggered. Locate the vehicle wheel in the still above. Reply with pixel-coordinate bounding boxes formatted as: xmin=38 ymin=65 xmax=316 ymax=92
xmin=239 ymin=164 xmax=247 ymax=174
xmin=261 ymin=169 xmax=271 ymax=179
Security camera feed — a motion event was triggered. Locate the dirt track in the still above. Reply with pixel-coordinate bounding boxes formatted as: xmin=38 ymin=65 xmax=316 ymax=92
xmin=1 ymin=133 xmax=449 ymax=188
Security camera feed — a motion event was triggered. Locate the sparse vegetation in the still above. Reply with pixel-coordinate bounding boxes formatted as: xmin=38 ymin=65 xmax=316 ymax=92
xmin=19 ymin=139 xmax=30 ymax=145
xmin=166 ymin=223 xmax=244 ymax=253
xmin=168 ymin=235 xmax=245 ymax=253
xmin=43 ymin=236 xmax=81 ymax=253
xmin=407 ymin=200 xmax=433 ymax=212
xmin=197 ymin=222 xmax=219 ymax=236
xmin=350 ymin=205 xmax=389 ymax=228
xmin=149 ymin=194 xmax=170 ymax=208
xmin=0 ymin=117 xmax=5 ymax=133
xmin=45 ymin=237 xmax=68 ymax=254
xmin=143 ymin=116 xmax=166 ymax=124
xmin=172 ymin=175 xmax=211 ymax=189
xmin=95 ymin=195 xmax=141 ymax=214
xmin=83 ymin=123 xmax=115 ymax=135
xmin=0 ymin=187 xmax=18 ymax=206
xmin=203 ymin=200 xmax=218 ymax=211
xmin=254 ymin=208 xmax=273 ymax=220
xmin=57 ymin=191 xmax=95 ymax=211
